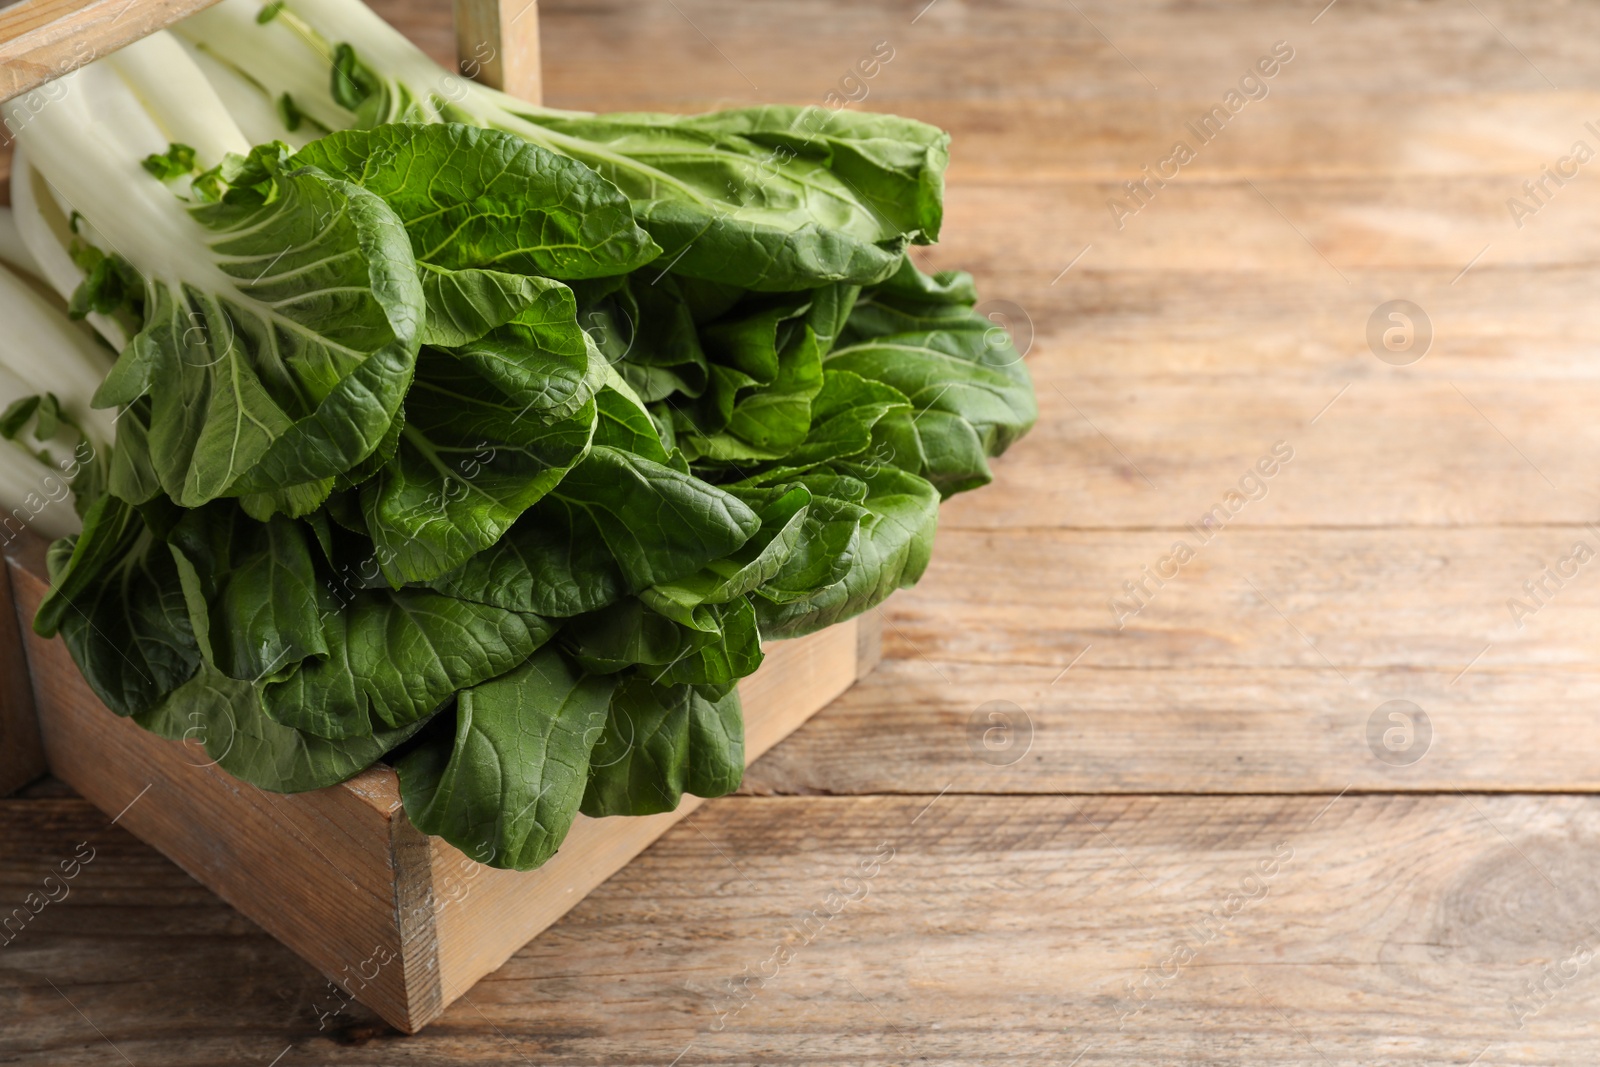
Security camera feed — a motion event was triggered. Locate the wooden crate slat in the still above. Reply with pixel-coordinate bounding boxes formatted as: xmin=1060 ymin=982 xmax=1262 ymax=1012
xmin=453 ymin=0 xmax=539 ymax=104
xmin=0 ymin=0 xmax=223 ymax=104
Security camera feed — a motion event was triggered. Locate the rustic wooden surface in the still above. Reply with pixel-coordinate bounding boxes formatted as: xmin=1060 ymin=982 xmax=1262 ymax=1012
xmin=6 ymin=0 xmax=1600 ymax=1063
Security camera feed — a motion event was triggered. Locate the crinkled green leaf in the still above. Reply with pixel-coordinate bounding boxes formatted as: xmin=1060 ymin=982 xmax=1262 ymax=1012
xmin=35 ymin=496 xmax=199 ymax=716
xmin=136 ymin=662 xmax=428 ymax=792
xmin=396 ymin=646 xmax=617 ymax=869
xmin=361 ymin=352 xmax=596 ymax=585
xmin=419 ymin=264 xmax=553 ymax=347
xmin=643 ymin=483 xmax=811 ymax=618
xmin=522 ymin=112 xmax=915 ymax=290
xmin=428 ymin=445 xmax=760 ymax=617
xmin=666 ymin=106 xmax=949 ymax=244
xmin=290 ymin=123 xmax=660 ymax=280
xmin=259 ymin=588 xmax=555 ymax=739
xmin=580 ymin=674 xmax=743 ymax=817
xmin=93 ymin=149 xmax=425 ymax=509
xmin=166 ymin=504 xmax=326 ymax=683
xmin=755 ymin=462 xmax=938 ymax=638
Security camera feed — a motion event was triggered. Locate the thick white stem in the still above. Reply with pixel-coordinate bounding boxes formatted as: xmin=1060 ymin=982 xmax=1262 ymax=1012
xmin=8 ymin=148 xmax=129 ymax=350
xmin=16 ymin=62 xmax=236 ymax=304
xmin=105 ymin=31 xmax=252 ymax=165
xmin=178 ymin=0 xmax=351 ymax=131
xmin=0 ymin=262 xmax=117 ymax=448
xmin=0 ymin=207 xmax=41 ymax=280
xmin=176 ymin=34 xmax=317 ymax=149
xmin=0 ymin=441 xmax=80 ymax=541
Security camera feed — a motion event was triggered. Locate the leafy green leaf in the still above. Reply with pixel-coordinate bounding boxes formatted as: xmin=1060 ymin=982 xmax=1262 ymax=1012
xmin=580 ymin=676 xmax=745 ymax=816
xmin=667 ymin=105 xmax=950 ymax=243
xmin=259 ymin=588 xmax=555 ymax=739
xmin=521 ymin=112 xmax=915 ymax=290
xmin=396 ymin=646 xmax=617 ymax=869
xmin=419 ymin=265 xmax=553 ymax=347
xmin=685 ymin=681 xmax=744 ymax=798
xmin=93 ymin=148 xmax=426 ymax=509
xmin=140 ymin=143 xmax=198 ymax=182
xmin=166 ymin=504 xmax=326 ymax=683
xmin=643 ymin=483 xmax=811 ymax=617
xmin=360 ymin=353 xmax=596 ymax=585
xmin=136 ymin=662 xmax=429 ymax=792
xmin=290 ymin=123 xmax=660 ymax=280
xmin=755 ymin=462 xmax=938 ymax=637
xmin=581 ymin=675 xmax=686 ymax=817
xmin=428 ymin=445 xmax=760 ymax=617
xmin=36 ymin=496 xmax=200 ymax=717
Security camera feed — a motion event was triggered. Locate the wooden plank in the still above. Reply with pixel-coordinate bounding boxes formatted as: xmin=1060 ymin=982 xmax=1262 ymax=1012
xmin=527 ymin=0 xmax=1600 ymax=110
xmin=932 ymin=266 xmax=1600 ymax=380
xmin=746 ymin=659 xmax=1600 ymax=796
xmin=879 ymin=526 xmax=1600 ymax=671
xmin=451 ymin=0 xmax=540 ymax=104
xmin=918 ymin=94 xmax=1600 ymax=183
xmin=939 ymin=379 xmax=1600 ymax=530
xmin=916 ymin=179 xmax=1600 ymax=279
xmin=0 ymin=0 xmax=222 ymax=103
xmin=10 ymin=791 xmax=1600 ymax=1063
xmin=0 ymin=539 xmax=42 ymax=796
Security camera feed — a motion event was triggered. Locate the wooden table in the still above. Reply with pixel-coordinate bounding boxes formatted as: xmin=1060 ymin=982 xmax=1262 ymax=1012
xmin=8 ymin=0 xmax=1600 ymax=1062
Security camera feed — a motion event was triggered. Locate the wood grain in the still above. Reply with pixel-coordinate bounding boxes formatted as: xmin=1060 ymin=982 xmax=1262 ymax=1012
xmin=744 ymin=659 xmax=1600 ymax=796
xmin=878 ymin=526 xmax=1600 ymax=671
xmin=9 ymin=792 xmax=1600 ymax=1065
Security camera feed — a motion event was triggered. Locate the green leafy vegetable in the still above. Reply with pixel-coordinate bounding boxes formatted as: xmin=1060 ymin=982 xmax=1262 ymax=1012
xmin=8 ymin=6 xmax=1035 ymax=872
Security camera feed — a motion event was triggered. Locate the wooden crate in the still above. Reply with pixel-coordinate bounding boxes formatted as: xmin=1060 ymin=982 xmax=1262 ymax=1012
xmin=4 ymin=527 xmax=880 ymax=1031
xmin=0 ymin=0 xmax=882 ymax=1032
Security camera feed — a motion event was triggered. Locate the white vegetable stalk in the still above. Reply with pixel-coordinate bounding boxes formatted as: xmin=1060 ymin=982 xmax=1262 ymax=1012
xmin=0 ymin=262 xmax=119 ymax=543
xmin=0 ymin=207 xmax=42 ymax=280
xmin=0 ymin=262 xmax=117 ymax=448
xmin=0 ymin=445 xmax=79 ymax=541
xmin=12 ymin=35 xmax=250 ymax=292
xmin=106 ymin=32 xmax=252 ymax=166
xmin=0 ymin=33 xmax=260 ymax=538
xmin=8 ymin=145 xmax=129 ymax=349
xmin=174 ymin=34 xmax=318 ymax=149
xmin=180 ymin=0 xmax=367 ymax=131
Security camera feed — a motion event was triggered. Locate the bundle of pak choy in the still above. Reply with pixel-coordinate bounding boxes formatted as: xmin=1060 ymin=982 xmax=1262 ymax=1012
xmin=0 ymin=0 xmax=1035 ymax=870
